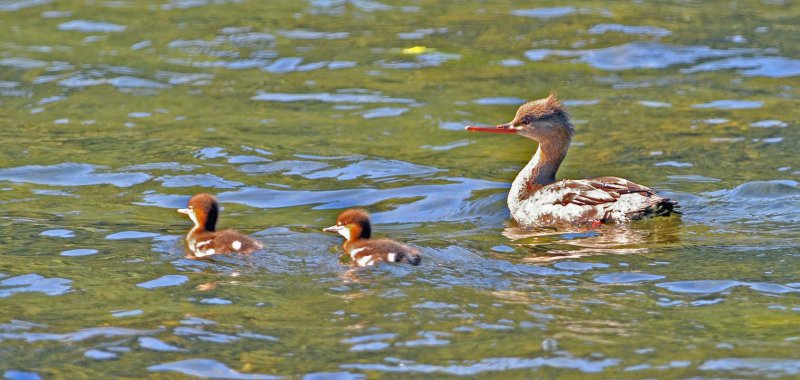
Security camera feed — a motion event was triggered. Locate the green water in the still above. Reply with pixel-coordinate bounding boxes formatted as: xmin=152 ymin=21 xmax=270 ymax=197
xmin=1 ymin=0 xmax=800 ymax=378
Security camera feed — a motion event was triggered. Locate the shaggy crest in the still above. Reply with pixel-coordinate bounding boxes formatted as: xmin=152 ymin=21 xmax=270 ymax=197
xmin=512 ymin=93 xmax=568 ymax=125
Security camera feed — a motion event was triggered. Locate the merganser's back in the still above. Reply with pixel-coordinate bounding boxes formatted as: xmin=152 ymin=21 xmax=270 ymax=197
xmin=466 ymin=94 xmax=678 ymax=227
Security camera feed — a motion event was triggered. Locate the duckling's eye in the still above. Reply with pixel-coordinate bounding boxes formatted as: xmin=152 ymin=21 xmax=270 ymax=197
xmin=188 ymin=206 xmax=193 ymax=210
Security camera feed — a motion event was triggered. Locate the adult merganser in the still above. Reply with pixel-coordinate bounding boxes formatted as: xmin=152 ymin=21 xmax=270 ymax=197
xmin=177 ymin=193 xmax=263 ymax=257
xmin=466 ymin=94 xmax=678 ymax=227
xmin=323 ymin=209 xmax=421 ymax=267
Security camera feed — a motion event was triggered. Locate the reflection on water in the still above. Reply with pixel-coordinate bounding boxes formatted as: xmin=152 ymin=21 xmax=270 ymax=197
xmin=2 ymin=0 xmax=800 ymax=378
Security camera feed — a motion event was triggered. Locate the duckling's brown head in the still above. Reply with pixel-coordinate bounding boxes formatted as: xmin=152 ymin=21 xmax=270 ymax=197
xmin=177 ymin=193 xmax=219 ymax=231
xmin=323 ymin=208 xmax=372 ymax=241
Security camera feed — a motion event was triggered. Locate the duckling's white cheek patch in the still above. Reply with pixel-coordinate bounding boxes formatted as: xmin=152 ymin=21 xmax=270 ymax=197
xmin=188 ymin=211 xmax=199 ymax=226
xmin=232 ymin=240 xmax=242 ymax=251
xmin=339 ymin=228 xmax=350 ymax=240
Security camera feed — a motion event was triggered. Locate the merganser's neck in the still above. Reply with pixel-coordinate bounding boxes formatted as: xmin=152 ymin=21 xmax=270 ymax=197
xmin=509 ymin=138 xmax=569 ymax=206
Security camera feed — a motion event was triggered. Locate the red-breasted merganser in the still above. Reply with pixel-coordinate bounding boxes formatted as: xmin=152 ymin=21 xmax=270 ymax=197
xmin=177 ymin=193 xmax=263 ymax=257
xmin=466 ymin=94 xmax=678 ymax=227
xmin=323 ymin=209 xmax=421 ymax=267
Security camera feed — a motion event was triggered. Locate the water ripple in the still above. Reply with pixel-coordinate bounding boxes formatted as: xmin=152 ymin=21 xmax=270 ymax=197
xmin=525 ymin=42 xmax=754 ymax=71
xmin=57 ymin=20 xmax=126 ymax=33
xmin=148 ymin=358 xmax=281 ymax=379
xmin=0 ymin=274 xmax=72 ymax=297
xmin=341 ymin=356 xmax=621 ymax=375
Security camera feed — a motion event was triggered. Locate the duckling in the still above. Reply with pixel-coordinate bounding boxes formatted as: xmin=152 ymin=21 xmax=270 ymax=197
xmin=323 ymin=209 xmax=421 ymax=267
xmin=177 ymin=193 xmax=263 ymax=257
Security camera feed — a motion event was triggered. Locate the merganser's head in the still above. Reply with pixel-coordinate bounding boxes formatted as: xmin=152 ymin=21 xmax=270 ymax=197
xmin=323 ymin=209 xmax=372 ymax=242
xmin=177 ymin=193 xmax=219 ymax=231
xmin=466 ymin=94 xmax=574 ymax=144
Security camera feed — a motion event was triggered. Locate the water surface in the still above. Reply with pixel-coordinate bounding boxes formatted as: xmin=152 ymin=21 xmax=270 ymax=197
xmin=1 ymin=0 xmax=799 ymax=378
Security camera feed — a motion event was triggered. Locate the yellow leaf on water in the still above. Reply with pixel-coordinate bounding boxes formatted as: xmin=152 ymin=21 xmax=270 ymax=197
xmin=402 ymin=46 xmax=432 ymax=55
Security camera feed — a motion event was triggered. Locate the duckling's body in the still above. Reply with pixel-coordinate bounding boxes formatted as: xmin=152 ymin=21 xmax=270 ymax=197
xmin=324 ymin=209 xmax=421 ymax=267
xmin=178 ymin=193 xmax=263 ymax=257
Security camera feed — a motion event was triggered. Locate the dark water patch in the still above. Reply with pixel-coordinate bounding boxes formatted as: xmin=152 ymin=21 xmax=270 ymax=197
xmin=106 ymin=231 xmax=160 ymax=240
xmin=174 ymin=326 xmax=240 ymax=343
xmin=57 ymin=20 xmax=126 ymax=33
xmin=553 ymin=261 xmax=609 ymax=271
xmin=0 ymin=57 xmax=48 ymax=70
xmin=680 ymin=180 xmax=800 ymax=226
xmin=421 ymin=139 xmax=470 ymax=152
xmin=692 ymin=100 xmax=763 ymax=109
xmin=138 ymin=336 xmax=187 ymax=352
xmin=396 ymin=331 xmax=451 ymax=347
xmin=228 ymin=155 xmax=270 ymax=164
xmin=302 ymin=159 xmax=440 ymax=181
xmin=341 ymin=356 xmax=621 ymax=375
xmin=40 ymin=229 xmax=74 ymax=238
xmin=157 ymin=174 xmax=244 ymax=189
xmin=379 ymin=51 xmax=461 ymax=69
xmin=136 ymin=275 xmax=188 ymax=289
xmin=0 ymin=0 xmax=51 ymax=11
xmin=473 ymin=97 xmax=525 ymax=105
xmin=60 ymin=249 xmax=98 ymax=257
xmin=588 ymin=24 xmax=671 ymax=37
xmin=41 ymin=10 xmax=70 ymax=18
xmin=0 ymin=163 xmax=150 ymax=187
xmin=278 ymin=29 xmax=349 ymax=40
xmin=155 ymin=71 xmax=213 ymax=85
xmin=84 ymin=349 xmax=117 ymax=360
xmin=303 ymin=372 xmax=364 ymax=380
xmin=3 ymin=370 xmax=41 ymax=380
xmin=713 ymin=180 xmax=800 ymax=199
xmin=1 ymin=326 xmax=160 ymax=342
xmin=666 ymin=175 xmax=720 ymax=183
xmin=252 ymin=91 xmax=415 ymax=104
xmin=594 ymin=273 xmax=665 ymax=284
xmin=525 ymin=42 xmax=753 ymax=70
xmin=148 ymin=358 xmax=281 ymax=379
xmin=200 ymin=297 xmax=232 ymax=305
xmin=361 ymin=107 xmax=408 ymax=119
xmin=111 ymin=309 xmax=142 ymax=318
xmin=683 ymin=56 xmax=800 ymax=77
xmin=654 ymin=161 xmax=692 ymax=168
xmin=751 ymin=120 xmax=787 ymax=128
xmin=510 ymin=7 xmax=579 ymax=19
xmin=0 ymin=274 xmax=72 ymax=297
xmin=58 ymin=75 xmax=169 ymax=89
xmin=238 ymin=160 xmax=329 ymax=176
xmin=121 ymin=162 xmax=200 ymax=172
xmin=656 ymin=280 xmax=800 ymax=295
xmin=638 ymin=100 xmax=671 ymax=108
xmin=137 ymin=177 xmax=506 ymax=224
xmin=699 ymin=358 xmax=800 ymax=376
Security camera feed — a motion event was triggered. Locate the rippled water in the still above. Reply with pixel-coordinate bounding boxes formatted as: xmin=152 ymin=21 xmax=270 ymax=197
xmin=1 ymin=1 xmax=800 ymax=378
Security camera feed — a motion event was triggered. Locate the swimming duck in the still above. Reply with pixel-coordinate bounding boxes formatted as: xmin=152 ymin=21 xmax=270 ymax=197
xmin=177 ymin=193 xmax=263 ymax=257
xmin=323 ymin=209 xmax=421 ymax=266
xmin=466 ymin=94 xmax=678 ymax=227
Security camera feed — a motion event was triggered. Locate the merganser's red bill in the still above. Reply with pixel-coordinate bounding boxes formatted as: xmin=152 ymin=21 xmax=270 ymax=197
xmin=465 ymin=123 xmax=517 ymax=134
